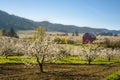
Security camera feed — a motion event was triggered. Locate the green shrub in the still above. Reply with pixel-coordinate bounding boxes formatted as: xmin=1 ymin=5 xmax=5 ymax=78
xmin=104 ymin=38 xmax=120 ymax=49
xmin=104 ymin=71 xmax=120 ymax=80
xmin=54 ymin=37 xmax=74 ymax=44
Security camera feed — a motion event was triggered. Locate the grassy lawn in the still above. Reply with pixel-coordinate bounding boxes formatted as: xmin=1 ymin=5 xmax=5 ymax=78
xmin=0 ymin=56 xmax=120 ymax=65
xmin=104 ymin=71 xmax=120 ymax=80
xmin=57 ymin=56 xmax=120 ymax=65
xmin=0 ymin=56 xmax=36 ymax=64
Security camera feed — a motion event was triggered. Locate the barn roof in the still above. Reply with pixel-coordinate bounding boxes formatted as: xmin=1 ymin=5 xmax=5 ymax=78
xmin=84 ymin=33 xmax=96 ymax=38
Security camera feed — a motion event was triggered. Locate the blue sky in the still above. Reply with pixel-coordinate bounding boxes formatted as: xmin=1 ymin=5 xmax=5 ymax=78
xmin=0 ymin=0 xmax=120 ymax=30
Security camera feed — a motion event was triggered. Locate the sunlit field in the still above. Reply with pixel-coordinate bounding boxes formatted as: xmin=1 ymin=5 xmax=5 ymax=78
xmin=0 ymin=56 xmax=120 ymax=65
xmin=0 ymin=0 xmax=120 ymax=79
xmin=0 ymin=32 xmax=120 ymax=80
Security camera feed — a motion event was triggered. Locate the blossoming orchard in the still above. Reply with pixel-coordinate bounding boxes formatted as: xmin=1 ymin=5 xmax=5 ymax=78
xmin=0 ymin=27 xmax=120 ymax=80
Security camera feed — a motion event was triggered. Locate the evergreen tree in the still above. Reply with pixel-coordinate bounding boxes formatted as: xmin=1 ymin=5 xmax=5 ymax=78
xmin=75 ymin=30 xmax=79 ymax=36
xmin=6 ymin=27 xmax=19 ymax=38
xmin=2 ymin=29 xmax=6 ymax=36
xmin=72 ymin=32 xmax=74 ymax=36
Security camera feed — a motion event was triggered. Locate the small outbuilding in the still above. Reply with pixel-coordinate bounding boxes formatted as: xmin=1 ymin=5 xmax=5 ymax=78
xmin=83 ymin=33 xmax=96 ymax=43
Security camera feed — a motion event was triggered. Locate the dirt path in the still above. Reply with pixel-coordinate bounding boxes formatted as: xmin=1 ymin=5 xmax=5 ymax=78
xmin=0 ymin=63 xmax=120 ymax=80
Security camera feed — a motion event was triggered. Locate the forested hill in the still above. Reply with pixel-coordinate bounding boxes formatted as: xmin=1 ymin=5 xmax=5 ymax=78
xmin=0 ymin=10 xmax=37 ymax=30
xmin=0 ymin=10 xmax=120 ymax=33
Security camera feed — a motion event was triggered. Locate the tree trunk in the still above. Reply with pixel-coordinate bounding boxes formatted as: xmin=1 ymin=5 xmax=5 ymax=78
xmin=5 ymin=56 xmax=8 ymax=59
xmin=108 ymin=57 xmax=111 ymax=62
xmin=88 ymin=60 xmax=91 ymax=65
xmin=88 ymin=57 xmax=91 ymax=65
xmin=35 ymin=55 xmax=44 ymax=73
xmin=38 ymin=61 xmax=43 ymax=73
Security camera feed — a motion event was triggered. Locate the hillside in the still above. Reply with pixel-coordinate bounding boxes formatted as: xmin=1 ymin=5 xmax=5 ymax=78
xmin=0 ymin=10 xmax=120 ymax=33
xmin=0 ymin=10 xmax=37 ymax=30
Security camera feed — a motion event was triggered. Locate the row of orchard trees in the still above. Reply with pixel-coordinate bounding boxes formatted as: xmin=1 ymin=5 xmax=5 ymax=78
xmin=63 ymin=44 xmax=120 ymax=65
xmin=0 ymin=26 xmax=120 ymax=73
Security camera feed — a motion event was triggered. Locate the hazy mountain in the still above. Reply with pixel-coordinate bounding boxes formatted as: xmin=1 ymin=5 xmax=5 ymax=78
xmin=0 ymin=10 xmax=120 ymax=33
xmin=0 ymin=10 xmax=38 ymax=30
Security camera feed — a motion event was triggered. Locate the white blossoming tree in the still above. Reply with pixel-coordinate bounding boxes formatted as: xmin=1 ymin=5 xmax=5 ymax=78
xmin=20 ymin=38 xmax=63 ymax=73
xmin=19 ymin=27 xmax=64 ymax=73
xmin=100 ymin=48 xmax=120 ymax=62
xmin=79 ymin=44 xmax=101 ymax=65
xmin=0 ymin=37 xmax=18 ymax=58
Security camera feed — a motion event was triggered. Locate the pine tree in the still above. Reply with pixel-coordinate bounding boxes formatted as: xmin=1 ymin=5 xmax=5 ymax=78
xmin=75 ymin=30 xmax=79 ymax=36
xmin=6 ymin=27 xmax=19 ymax=38
xmin=72 ymin=32 xmax=74 ymax=36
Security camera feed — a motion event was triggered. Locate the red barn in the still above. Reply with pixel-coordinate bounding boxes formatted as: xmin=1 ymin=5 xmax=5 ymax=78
xmin=83 ymin=33 xmax=96 ymax=43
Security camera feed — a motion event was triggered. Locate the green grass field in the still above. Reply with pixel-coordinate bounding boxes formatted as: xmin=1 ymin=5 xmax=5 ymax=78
xmin=0 ymin=56 xmax=36 ymax=64
xmin=104 ymin=71 xmax=120 ymax=80
xmin=0 ymin=56 xmax=120 ymax=65
xmin=56 ymin=56 xmax=120 ymax=65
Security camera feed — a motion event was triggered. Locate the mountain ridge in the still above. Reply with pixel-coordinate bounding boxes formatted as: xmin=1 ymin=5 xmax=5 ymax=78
xmin=0 ymin=10 xmax=120 ymax=33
